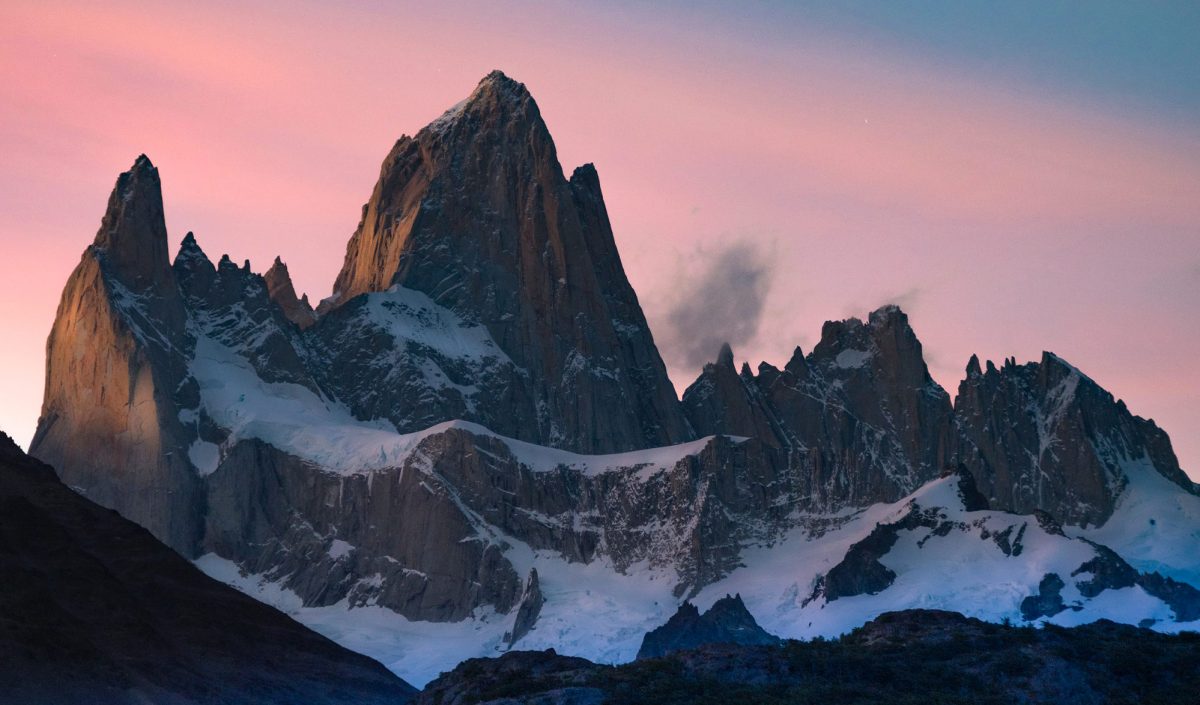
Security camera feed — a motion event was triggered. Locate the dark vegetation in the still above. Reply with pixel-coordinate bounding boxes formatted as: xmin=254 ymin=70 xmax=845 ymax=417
xmin=419 ymin=610 xmax=1200 ymax=705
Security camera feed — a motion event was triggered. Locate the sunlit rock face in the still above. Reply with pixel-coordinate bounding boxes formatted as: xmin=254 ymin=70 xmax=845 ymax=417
xmin=326 ymin=71 xmax=691 ymax=454
xmin=31 ymin=155 xmax=204 ymax=554
xmin=263 ymin=256 xmax=317 ymax=330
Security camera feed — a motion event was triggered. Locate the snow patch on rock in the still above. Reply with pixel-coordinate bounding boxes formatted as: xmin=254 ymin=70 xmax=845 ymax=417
xmin=328 ymin=539 xmax=354 ymax=561
xmin=190 ymin=333 xmax=732 ymax=478
xmin=833 ymin=348 xmax=872 ymax=369
xmin=690 ymin=476 xmax=1188 ymax=641
xmin=363 ymin=285 xmax=512 ymax=366
xmin=187 ymin=440 xmax=220 ymax=476
xmin=1070 ymin=453 xmax=1200 ymax=585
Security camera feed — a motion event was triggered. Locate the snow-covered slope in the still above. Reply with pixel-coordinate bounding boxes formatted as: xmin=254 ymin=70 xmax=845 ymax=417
xmin=197 ymin=469 xmax=1200 ymax=688
xmin=695 ymin=475 xmax=1199 ymax=636
xmin=1070 ymin=452 xmax=1200 ymax=585
xmin=190 ymin=331 xmax=728 ymax=477
xmin=181 ymin=290 xmax=1200 ymax=689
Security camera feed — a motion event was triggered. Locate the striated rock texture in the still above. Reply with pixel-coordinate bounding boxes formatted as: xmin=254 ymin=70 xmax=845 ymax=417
xmin=200 ymin=430 xmax=784 ymax=621
xmin=28 ymin=144 xmax=782 ymax=625
xmin=29 ymin=155 xmax=204 ymax=554
xmin=325 ymin=71 xmax=690 ymax=453
xmin=636 ymin=594 xmax=779 ymax=659
xmin=201 ymin=432 xmax=525 ymax=622
xmin=683 ymin=305 xmax=955 ymax=509
xmin=680 ymin=343 xmax=779 ymax=445
xmin=953 ymin=352 xmax=1195 ymax=526
xmin=0 ymin=432 xmax=415 ymax=704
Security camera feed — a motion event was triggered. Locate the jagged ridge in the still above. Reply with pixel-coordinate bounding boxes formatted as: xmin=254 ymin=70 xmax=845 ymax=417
xmin=27 ymin=71 xmax=1200 ymax=688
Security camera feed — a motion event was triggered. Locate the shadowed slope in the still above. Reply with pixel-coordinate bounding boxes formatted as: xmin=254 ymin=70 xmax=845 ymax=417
xmin=0 ymin=432 xmax=415 ymax=704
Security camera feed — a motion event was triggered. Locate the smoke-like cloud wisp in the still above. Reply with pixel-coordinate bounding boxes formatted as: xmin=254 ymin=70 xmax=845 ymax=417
xmin=663 ymin=241 xmax=773 ymax=371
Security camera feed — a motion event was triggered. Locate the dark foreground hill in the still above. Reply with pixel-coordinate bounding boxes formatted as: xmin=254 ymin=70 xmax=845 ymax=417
xmin=419 ymin=610 xmax=1200 ymax=705
xmin=0 ymin=432 xmax=415 ymax=705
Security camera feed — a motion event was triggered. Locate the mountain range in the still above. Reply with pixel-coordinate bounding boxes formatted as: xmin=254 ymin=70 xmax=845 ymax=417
xmin=25 ymin=71 xmax=1200 ymax=688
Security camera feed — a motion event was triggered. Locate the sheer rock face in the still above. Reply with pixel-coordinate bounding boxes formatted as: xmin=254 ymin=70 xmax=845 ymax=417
xmin=952 ymin=352 xmax=1196 ymax=526
xmin=264 ymin=256 xmax=317 ymax=329
xmin=30 ymin=156 xmax=204 ymax=554
xmin=199 ymin=429 xmax=782 ymax=622
xmin=201 ymin=433 xmax=524 ymax=622
xmin=0 ymin=433 xmax=415 ymax=704
xmin=682 ymin=306 xmax=955 ymax=508
xmin=325 ymin=71 xmax=690 ymax=453
xmin=90 ymin=155 xmax=179 ymax=295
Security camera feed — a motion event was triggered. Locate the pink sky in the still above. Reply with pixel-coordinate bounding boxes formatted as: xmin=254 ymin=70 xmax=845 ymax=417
xmin=2 ymin=1 xmax=1197 ymax=478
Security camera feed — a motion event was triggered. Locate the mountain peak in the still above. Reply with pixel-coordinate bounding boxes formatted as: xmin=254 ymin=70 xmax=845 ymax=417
xmin=266 ymin=256 xmax=289 ymax=277
xmin=716 ymin=342 xmax=735 ymax=370
xmin=783 ymin=346 xmax=807 ymax=376
xmin=476 ymin=69 xmax=525 ymax=95
xmin=173 ymin=231 xmax=217 ymax=294
xmin=868 ymin=304 xmax=908 ymax=329
xmin=264 ymin=255 xmax=316 ymax=329
xmin=327 ymin=72 xmax=689 ymax=452
xmin=422 ymin=70 xmax=536 ymax=139
xmin=469 ymin=70 xmax=534 ymax=110
xmin=1040 ymin=351 xmax=1083 ymax=376
xmin=92 ymin=155 xmax=172 ymax=292
xmin=175 ymin=231 xmax=209 ymax=263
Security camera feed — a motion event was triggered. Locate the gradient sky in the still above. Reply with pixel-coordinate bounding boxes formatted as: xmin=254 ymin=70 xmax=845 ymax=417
xmin=2 ymin=1 xmax=1197 ymax=479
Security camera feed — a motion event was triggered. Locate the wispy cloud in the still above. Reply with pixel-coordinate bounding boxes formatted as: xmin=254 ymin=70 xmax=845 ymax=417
xmin=663 ymin=241 xmax=773 ymax=370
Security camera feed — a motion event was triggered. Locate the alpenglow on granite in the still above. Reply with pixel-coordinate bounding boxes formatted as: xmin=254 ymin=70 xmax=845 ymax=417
xmin=32 ymin=71 xmax=1200 ymax=688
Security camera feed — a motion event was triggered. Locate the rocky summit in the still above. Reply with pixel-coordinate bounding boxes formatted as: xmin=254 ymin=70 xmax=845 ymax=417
xmin=326 ymin=71 xmax=689 ymax=454
xmin=29 ymin=71 xmax=1200 ymax=687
